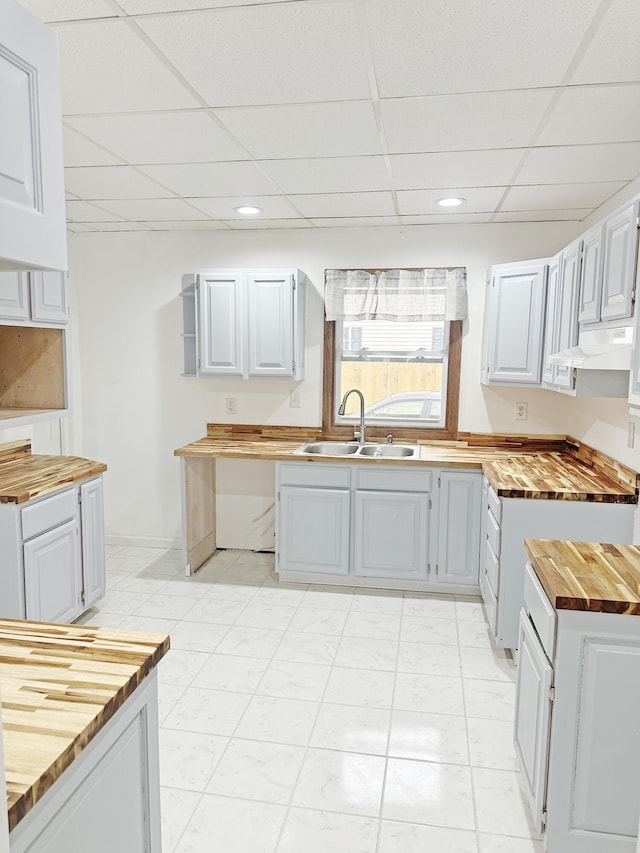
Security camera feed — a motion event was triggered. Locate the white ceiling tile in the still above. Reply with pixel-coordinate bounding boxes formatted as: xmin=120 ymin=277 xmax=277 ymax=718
xmin=120 ymin=0 xmax=284 ymax=10
xmin=224 ymin=219 xmax=314 ymax=230
xmin=96 ymin=198 xmax=207 ymax=220
xmin=397 ymin=187 xmax=507 ymax=215
xmin=64 ymin=166 xmax=171 ymax=199
xmin=492 ymin=209 xmax=591 ymax=222
xmin=187 ymin=196 xmax=300 ymax=219
xmin=537 ymin=84 xmax=640 ymax=146
xmin=400 ymin=213 xmax=495 ymax=224
xmin=364 ymin=0 xmax=601 ymax=98
xmin=17 ymin=0 xmax=117 ymax=22
xmin=55 ymin=19 xmax=199 ymax=114
xmin=310 ymin=216 xmax=401 ymax=228
xmin=142 ymin=220 xmax=232 ymax=230
xmin=66 ymin=200 xmax=126 ymax=221
xmin=286 ymin=192 xmax=395 ymax=218
xmin=85 ymin=222 xmax=153 ymax=231
xmin=570 ymin=0 xmax=640 ymax=85
xmin=63 ymin=126 xmax=122 ymax=167
xmin=381 ymin=90 xmax=555 ymax=154
xmin=138 ymin=3 xmax=370 ymax=107
xmin=139 ymin=162 xmax=280 ymax=196
xmin=501 ymin=182 xmax=627 ymax=211
xmin=390 ymin=150 xmax=523 ymax=190
xmin=517 ymin=143 xmax=640 ymax=185
xmin=66 ymin=223 xmax=98 ymax=232
xmin=259 ymin=157 xmax=390 ymax=194
xmin=67 ymin=112 xmax=247 ymax=164
xmin=216 ymin=102 xmax=381 ymax=159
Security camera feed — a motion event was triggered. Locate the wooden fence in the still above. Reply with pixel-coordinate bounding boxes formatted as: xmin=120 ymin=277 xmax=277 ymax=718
xmin=339 ymin=362 xmax=442 ymax=414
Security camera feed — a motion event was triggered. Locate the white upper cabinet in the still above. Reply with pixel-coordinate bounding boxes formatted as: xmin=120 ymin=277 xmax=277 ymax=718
xmin=0 ymin=271 xmax=30 ymax=321
xmin=30 ymin=271 xmax=69 ymax=324
xmin=483 ymin=260 xmax=548 ymax=386
xmin=542 ymin=255 xmax=560 ymax=387
xmin=0 ymin=0 xmax=66 ymax=272
xmin=600 ymin=199 xmax=640 ymax=323
xmin=577 ymin=223 xmax=605 ymax=324
xmin=549 ymin=238 xmax=581 ymax=392
xmin=184 ymin=268 xmax=305 ymax=380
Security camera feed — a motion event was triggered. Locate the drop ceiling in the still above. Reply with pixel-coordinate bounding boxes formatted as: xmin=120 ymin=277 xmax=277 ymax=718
xmin=19 ymin=0 xmax=640 ymax=232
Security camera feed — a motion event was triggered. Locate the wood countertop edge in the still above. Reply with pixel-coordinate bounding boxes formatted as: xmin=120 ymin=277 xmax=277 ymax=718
xmin=0 ymin=457 xmax=108 ymax=505
xmin=3 ymin=629 xmax=169 ymax=831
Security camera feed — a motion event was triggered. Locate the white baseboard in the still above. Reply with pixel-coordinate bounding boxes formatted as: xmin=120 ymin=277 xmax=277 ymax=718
xmin=105 ymin=534 xmax=182 ymax=549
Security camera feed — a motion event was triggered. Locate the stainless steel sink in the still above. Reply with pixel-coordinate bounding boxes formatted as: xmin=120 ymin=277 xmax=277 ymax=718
xmin=296 ymin=441 xmax=419 ymax=459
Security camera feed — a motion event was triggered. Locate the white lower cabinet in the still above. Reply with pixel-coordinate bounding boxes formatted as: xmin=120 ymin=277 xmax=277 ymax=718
xmin=354 ymin=491 xmax=428 ymax=581
xmin=0 ymin=476 xmax=106 ymax=622
xmin=435 ymin=470 xmax=482 ymax=585
xmin=278 ymin=486 xmax=350 ymax=575
xmin=516 ymin=563 xmax=640 ymax=852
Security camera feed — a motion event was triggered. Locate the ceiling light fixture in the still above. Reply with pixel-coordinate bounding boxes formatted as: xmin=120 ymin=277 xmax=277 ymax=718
xmin=436 ymin=197 xmax=466 ymax=207
xmin=234 ymin=205 xmax=262 ymax=215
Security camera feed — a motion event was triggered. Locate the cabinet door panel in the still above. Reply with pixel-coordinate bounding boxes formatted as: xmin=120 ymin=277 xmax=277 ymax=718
xmin=198 ymin=272 xmax=244 ymax=375
xmin=24 ymin=518 xmax=81 ymax=623
xmin=354 ymin=491 xmax=428 ymax=580
xmin=248 ymin=273 xmax=294 ymax=377
xmin=514 ymin=610 xmax=553 ymax=836
xmin=30 ymin=271 xmax=68 ymax=323
xmin=488 ymin=263 xmax=548 ymax=385
xmin=0 ymin=270 xmax=29 ymax=320
xmin=553 ymin=240 xmax=581 ymax=390
xmin=0 ymin=2 xmax=66 ymax=271
xmin=278 ymin=486 xmax=350 ymax=575
xmin=541 ymin=256 xmax=560 ymax=386
xmin=600 ymin=200 xmax=639 ymax=322
xmin=437 ymin=471 xmax=482 ymax=585
xmin=81 ymin=478 xmax=105 ymax=609
xmin=578 ymin=223 xmax=604 ymax=324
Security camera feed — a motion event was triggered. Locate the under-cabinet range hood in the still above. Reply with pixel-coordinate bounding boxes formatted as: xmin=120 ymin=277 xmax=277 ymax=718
xmin=548 ymin=326 xmax=633 ymax=371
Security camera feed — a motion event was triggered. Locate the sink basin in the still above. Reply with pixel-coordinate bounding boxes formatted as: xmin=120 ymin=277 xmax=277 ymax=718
xmin=296 ymin=441 xmax=419 ymax=459
xmin=298 ymin=441 xmax=359 ymax=456
xmin=358 ymin=444 xmax=418 ymax=458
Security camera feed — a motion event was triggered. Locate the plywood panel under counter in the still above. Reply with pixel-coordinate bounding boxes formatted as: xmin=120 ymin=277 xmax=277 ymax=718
xmin=0 ymin=325 xmax=66 ymax=412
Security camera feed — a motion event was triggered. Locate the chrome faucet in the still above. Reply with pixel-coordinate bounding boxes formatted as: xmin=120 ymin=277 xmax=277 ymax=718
xmin=338 ymin=388 xmax=366 ymax=445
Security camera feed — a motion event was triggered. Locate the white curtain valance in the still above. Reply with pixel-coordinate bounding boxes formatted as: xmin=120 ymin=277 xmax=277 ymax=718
xmin=324 ymin=268 xmax=467 ymax=322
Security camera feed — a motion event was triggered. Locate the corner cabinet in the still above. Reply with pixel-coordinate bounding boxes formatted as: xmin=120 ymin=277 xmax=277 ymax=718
xmin=181 ymin=268 xmax=306 ymax=380
xmin=0 ymin=0 xmax=67 ymax=271
xmin=542 ymin=240 xmax=581 ymax=393
xmin=0 ymin=476 xmax=106 ymax=622
xmin=481 ymin=260 xmax=548 ymax=386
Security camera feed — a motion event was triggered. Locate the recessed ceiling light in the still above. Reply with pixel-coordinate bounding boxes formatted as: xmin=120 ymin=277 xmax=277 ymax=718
xmin=436 ymin=197 xmax=466 ymax=207
xmin=234 ymin=205 xmax=262 ymax=215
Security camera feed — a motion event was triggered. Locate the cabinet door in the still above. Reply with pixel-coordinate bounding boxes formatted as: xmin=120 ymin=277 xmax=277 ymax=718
xmin=30 ymin=270 xmax=69 ymax=323
xmin=514 ymin=609 xmax=553 ymax=836
xmin=354 ymin=491 xmax=428 ymax=580
xmin=0 ymin=1 xmax=66 ymax=271
xmin=578 ymin=223 xmax=604 ymax=324
xmin=553 ymin=239 xmax=581 ymax=390
xmin=81 ymin=478 xmax=105 ymax=609
xmin=198 ymin=271 xmax=244 ymax=376
xmin=0 ymin=270 xmax=29 ymax=320
xmin=542 ymin=255 xmax=560 ymax=386
xmin=487 ymin=262 xmax=548 ymax=385
xmin=436 ymin=471 xmax=482 ymax=586
xmin=248 ymin=272 xmax=294 ymax=377
xmin=278 ymin=486 xmax=350 ymax=575
xmin=24 ymin=518 xmax=82 ymax=623
xmin=600 ymin=200 xmax=640 ymax=323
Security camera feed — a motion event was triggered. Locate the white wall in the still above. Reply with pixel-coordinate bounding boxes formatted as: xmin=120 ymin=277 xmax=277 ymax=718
xmin=68 ymin=221 xmax=582 ymax=546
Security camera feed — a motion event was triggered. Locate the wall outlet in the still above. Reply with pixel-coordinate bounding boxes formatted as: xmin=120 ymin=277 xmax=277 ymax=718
xmin=290 ymin=389 xmax=301 ymax=408
xmin=225 ymin=397 xmax=237 ymax=415
xmin=514 ymin=402 xmax=528 ymax=421
xmin=628 ymin=421 xmax=635 ymax=448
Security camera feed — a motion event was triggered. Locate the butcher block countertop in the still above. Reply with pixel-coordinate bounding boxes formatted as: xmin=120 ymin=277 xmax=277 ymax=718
xmin=0 ymin=440 xmax=107 ymax=505
xmin=525 ymin=539 xmax=640 ymax=615
xmin=175 ymin=426 xmax=639 ymax=503
xmin=1 ymin=619 xmax=169 ymax=831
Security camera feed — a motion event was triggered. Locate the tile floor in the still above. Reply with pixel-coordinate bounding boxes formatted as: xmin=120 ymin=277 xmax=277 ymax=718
xmin=79 ymin=544 xmax=544 ymax=853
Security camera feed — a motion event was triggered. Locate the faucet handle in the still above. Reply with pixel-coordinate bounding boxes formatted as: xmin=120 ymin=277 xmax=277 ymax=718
xmin=386 ymin=434 xmax=393 ymax=444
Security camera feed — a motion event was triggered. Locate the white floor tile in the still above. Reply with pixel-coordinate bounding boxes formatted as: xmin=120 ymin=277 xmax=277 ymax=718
xmin=379 ymin=820 xmax=478 ymax=853
xmin=115 ymin=576 xmax=168 ymax=595
xmin=157 ymin=683 xmax=186 ymax=724
xmin=277 ymin=808 xmax=379 ymax=853
xmin=160 ymin=787 xmax=201 ymax=853
xmin=473 ymin=768 xmax=538 ymax=838
xmin=175 ymin=794 xmax=286 ymax=853
xmin=460 ymin=648 xmax=516 ymax=682
xmin=463 ymin=678 xmax=516 ymax=721
xmin=254 ymin=585 xmax=307 ymax=606
xmin=206 ymin=739 xmax=305 ymax=804
xmin=163 ymin=686 xmax=251 ymax=736
xmin=478 ymin=834 xmax=544 ymax=852
xmin=201 ymin=581 xmax=258 ymax=601
xmin=292 ymin=748 xmax=386 ymax=816
xmin=389 ymin=710 xmax=469 ymax=764
xmin=235 ymin=602 xmax=296 ymax=630
xmin=458 ymin=619 xmax=497 ymax=648
xmin=310 ymin=703 xmax=391 ymax=755
xmin=352 ymin=589 xmax=403 ymax=615
xmin=169 ymin=621 xmax=230 ymax=653
xmin=400 ymin=615 xmax=459 ymax=645
xmin=324 ymin=666 xmax=395 ymax=709
xmin=216 ymin=626 xmax=284 ymax=658
xmin=73 ymin=610 xmax=124 ymax=629
xmin=117 ymin=615 xmax=179 ymax=634
xmin=343 ymin=611 xmax=401 ymax=640
xmin=456 ymin=599 xmax=487 ymax=622
xmin=394 ymin=672 xmax=465 ymax=715
xmin=182 ymin=597 xmax=247 ymax=625
xmin=133 ymin=593 xmax=197 ymax=621
xmin=383 ymin=757 xmax=475 ymax=829
xmin=157 ymin=578 xmax=210 ymax=599
xmin=192 ymin=653 xmax=269 ymax=692
xmin=158 ymin=650 xmax=211 ymax=686
xmin=105 ymin=553 xmax=151 ymax=572
xmin=159 ymin=729 xmax=228 ymax=792
xmin=299 ymin=587 xmax=355 ymax=611
xmin=335 ymin=636 xmax=398 ymax=671
xmin=287 ymin=607 xmax=348 ymax=635
xmin=403 ymin=594 xmax=456 ymax=619
xmin=274 ymin=631 xmax=340 ymax=665
xmin=96 ymin=589 xmax=151 ymax=615
xmin=397 ymin=642 xmax=461 ymax=677
xmin=257 ymin=659 xmax=331 ymax=701
xmin=468 ymin=717 xmax=519 ymax=770
xmin=234 ymin=695 xmax=319 ymax=745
